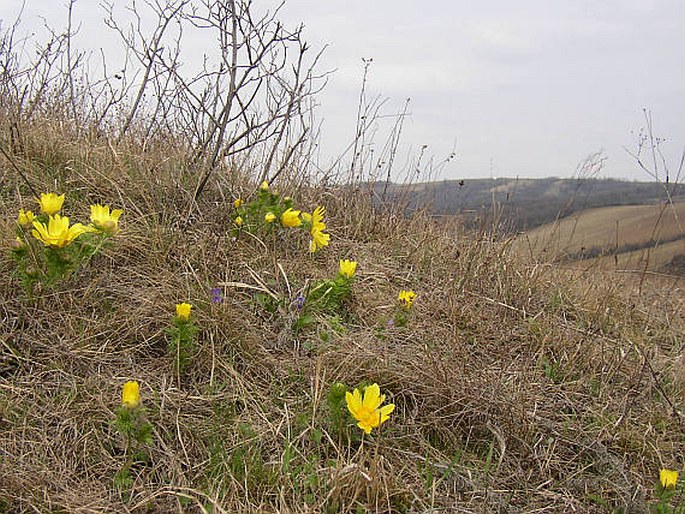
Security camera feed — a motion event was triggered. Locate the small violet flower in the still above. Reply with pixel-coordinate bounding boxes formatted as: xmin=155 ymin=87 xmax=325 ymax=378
xmin=292 ymin=294 xmax=305 ymax=310
xmin=210 ymin=287 xmax=223 ymax=304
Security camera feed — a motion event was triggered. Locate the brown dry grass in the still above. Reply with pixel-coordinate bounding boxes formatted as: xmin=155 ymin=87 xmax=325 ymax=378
xmin=1 ymin=123 xmax=684 ymax=514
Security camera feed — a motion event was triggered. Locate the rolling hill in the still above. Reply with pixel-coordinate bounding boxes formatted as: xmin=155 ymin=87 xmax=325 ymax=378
xmin=377 ymin=177 xmax=685 ymax=231
xmin=517 ymin=200 xmax=685 ymax=273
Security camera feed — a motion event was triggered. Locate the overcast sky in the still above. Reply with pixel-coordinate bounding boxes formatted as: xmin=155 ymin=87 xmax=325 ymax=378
xmin=2 ymin=0 xmax=684 ymax=181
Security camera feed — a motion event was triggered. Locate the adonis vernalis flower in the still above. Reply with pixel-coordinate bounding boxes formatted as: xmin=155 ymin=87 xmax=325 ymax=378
xmin=233 ymin=198 xmax=243 ymax=209
xmin=31 ymin=214 xmax=91 ymax=248
xmin=281 ymin=207 xmax=302 ymax=228
xmin=311 ymin=205 xmax=326 ymax=232
xmin=17 ymin=209 xmax=35 ymax=226
xmin=122 ymin=381 xmax=141 ymax=409
xmin=235 ymin=216 xmax=243 ymax=227
xmin=305 ymin=205 xmax=330 ymax=252
xmin=265 ymin=212 xmax=276 ymax=223
xmin=398 ymin=290 xmax=417 ymax=309
xmin=660 ymin=469 xmax=679 ymax=489
xmin=90 ymin=204 xmax=123 ymax=234
xmin=339 ymin=259 xmax=357 ymax=279
xmin=345 ymin=383 xmax=395 ymax=434
xmin=176 ymin=302 xmax=192 ymax=321
xmin=309 ymin=228 xmax=330 ymax=253
xmin=37 ymin=193 xmax=65 ymax=215
xmin=260 ymin=180 xmax=269 ymax=191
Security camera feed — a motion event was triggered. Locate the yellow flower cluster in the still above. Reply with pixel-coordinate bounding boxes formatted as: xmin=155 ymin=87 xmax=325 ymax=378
xmin=231 ymin=184 xmax=330 ymax=253
xmin=17 ymin=193 xmax=124 ymax=248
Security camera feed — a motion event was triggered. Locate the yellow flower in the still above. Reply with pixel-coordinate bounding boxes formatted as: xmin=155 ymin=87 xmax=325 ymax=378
xmin=660 ymin=469 xmax=679 ymax=489
xmin=345 ymin=383 xmax=395 ymax=434
xmin=260 ymin=180 xmax=269 ymax=191
xmin=309 ymin=228 xmax=330 ymax=253
xmin=176 ymin=302 xmax=192 ymax=321
xmin=31 ymin=214 xmax=91 ymax=248
xmin=235 ymin=216 xmax=243 ymax=227
xmin=37 ymin=193 xmax=65 ymax=215
xmin=233 ymin=198 xmax=243 ymax=209
xmin=90 ymin=204 xmax=123 ymax=234
xmin=265 ymin=212 xmax=276 ymax=223
xmin=398 ymin=290 xmax=417 ymax=309
xmin=281 ymin=207 xmax=302 ymax=228
xmin=311 ymin=205 xmax=326 ymax=231
xmin=17 ymin=209 xmax=35 ymax=226
xmin=339 ymin=259 xmax=357 ymax=279
xmin=122 ymin=381 xmax=140 ymax=409
xmin=301 ymin=212 xmax=312 ymax=223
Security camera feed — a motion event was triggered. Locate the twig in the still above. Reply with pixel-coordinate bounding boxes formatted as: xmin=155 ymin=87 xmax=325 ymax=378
xmin=0 ymin=144 xmax=39 ymax=198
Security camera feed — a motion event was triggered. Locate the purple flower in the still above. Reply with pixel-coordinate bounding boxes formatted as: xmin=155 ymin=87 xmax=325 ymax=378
xmin=210 ymin=287 xmax=223 ymax=304
xmin=292 ymin=294 xmax=305 ymax=310
xmin=386 ymin=319 xmax=395 ymax=329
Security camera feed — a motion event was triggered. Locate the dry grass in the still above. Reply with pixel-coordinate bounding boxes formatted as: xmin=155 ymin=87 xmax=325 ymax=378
xmin=1 ymin=123 xmax=684 ymax=514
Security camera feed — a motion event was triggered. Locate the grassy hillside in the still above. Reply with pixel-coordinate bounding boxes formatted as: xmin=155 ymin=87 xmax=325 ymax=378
xmin=1 ymin=124 xmax=684 ymax=513
xmin=1 ymin=4 xmax=684 ymax=513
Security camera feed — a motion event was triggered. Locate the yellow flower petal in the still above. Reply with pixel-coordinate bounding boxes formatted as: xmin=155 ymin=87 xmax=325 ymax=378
xmin=379 ymin=403 xmax=395 ymax=424
xmin=362 ymin=384 xmax=382 ymax=411
xmin=312 ymin=206 xmax=325 ymax=230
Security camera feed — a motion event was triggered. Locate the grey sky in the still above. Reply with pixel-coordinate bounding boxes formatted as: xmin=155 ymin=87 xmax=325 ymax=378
xmin=2 ymin=0 xmax=684 ymax=181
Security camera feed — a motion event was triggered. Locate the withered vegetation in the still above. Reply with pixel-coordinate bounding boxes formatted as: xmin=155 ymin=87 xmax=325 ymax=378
xmin=0 ymin=2 xmax=683 ymax=513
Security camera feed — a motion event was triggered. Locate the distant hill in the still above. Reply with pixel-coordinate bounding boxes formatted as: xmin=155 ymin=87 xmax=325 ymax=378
xmin=517 ymin=200 xmax=685 ymax=273
xmin=376 ymin=177 xmax=685 ymax=231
